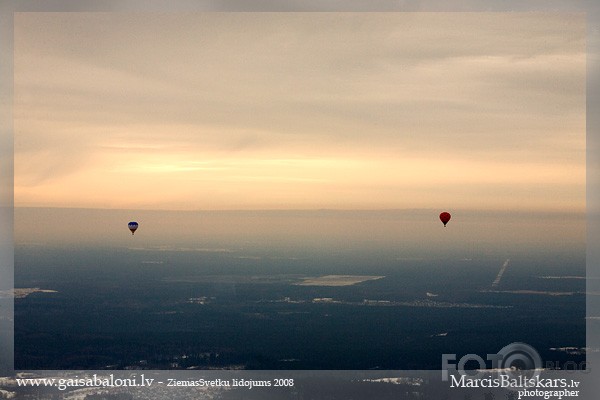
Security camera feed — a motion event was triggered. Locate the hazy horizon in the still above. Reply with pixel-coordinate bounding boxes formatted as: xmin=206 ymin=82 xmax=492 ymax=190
xmin=15 ymin=207 xmax=585 ymax=260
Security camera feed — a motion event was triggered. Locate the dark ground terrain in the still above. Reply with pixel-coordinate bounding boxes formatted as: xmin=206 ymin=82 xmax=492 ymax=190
xmin=14 ymin=244 xmax=585 ymax=370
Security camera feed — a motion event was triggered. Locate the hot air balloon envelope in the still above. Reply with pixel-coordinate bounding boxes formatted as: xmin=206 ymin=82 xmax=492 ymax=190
xmin=128 ymin=221 xmax=139 ymax=235
xmin=439 ymin=212 xmax=451 ymax=227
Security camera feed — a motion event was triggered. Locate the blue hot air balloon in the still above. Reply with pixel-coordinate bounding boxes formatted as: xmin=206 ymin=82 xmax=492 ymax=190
xmin=128 ymin=221 xmax=139 ymax=235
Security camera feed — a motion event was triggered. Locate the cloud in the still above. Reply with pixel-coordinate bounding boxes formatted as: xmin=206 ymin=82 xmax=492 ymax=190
xmin=13 ymin=13 xmax=586 ymax=210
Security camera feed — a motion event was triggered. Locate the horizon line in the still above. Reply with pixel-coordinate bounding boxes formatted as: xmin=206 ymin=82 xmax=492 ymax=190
xmin=13 ymin=205 xmax=586 ymax=215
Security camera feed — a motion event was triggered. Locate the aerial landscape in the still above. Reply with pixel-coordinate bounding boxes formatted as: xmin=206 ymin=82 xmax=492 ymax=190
xmin=13 ymin=208 xmax=586 ymax=370
xmin=10 ymin=10 xmax=586 ymax=379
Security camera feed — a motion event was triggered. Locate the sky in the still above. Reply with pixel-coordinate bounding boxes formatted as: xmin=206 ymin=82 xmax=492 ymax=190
xmin=13 ymin=12 xmax=586 ymax=212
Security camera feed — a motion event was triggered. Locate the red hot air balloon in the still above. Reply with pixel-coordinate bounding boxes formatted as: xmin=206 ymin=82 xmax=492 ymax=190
xmin=439 ymin=212 xmax=451 ymax=227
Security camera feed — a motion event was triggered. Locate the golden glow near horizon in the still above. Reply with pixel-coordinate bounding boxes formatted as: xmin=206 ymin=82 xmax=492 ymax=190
xmin=14 ymin=13 xmax=585 ymax=212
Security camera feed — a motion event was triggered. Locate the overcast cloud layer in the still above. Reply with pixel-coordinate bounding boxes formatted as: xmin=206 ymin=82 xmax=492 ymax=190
xmin=14 ymin=13 xmax=585 ymax=211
